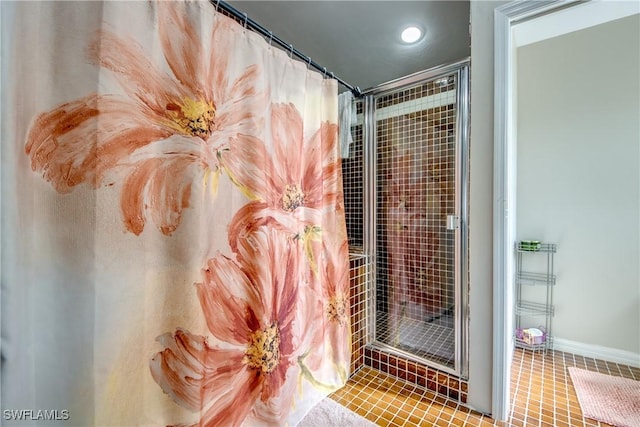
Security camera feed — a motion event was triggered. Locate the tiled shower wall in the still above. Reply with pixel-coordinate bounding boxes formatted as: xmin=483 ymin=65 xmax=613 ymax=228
xmin=343 ymin=80 xmax=469 ymax=404
xmin=343 ymin=100 xmax=365 ymax=250
xmin=348 ymin=254 xmax=370 ymax=374
xmin=375 ymin=81 xmax=457 ymax=332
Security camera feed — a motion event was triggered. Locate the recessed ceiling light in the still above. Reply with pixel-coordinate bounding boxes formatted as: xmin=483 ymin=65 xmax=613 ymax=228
xmin=401 ymin=26 xmax=422 ymax=44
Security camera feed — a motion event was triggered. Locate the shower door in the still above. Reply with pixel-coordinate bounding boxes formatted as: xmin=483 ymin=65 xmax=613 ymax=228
xmin=367 ymin=61 xmax=469 ymax=375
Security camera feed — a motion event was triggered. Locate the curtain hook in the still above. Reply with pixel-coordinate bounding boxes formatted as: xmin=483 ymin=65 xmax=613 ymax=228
xmin=289 ymin=44 xmax=294 ymax=59
xmin=330 ymin=71 xmax=335 ymax=79
xmin=307 ymin=56 xmax=312 ymax=69
xmin=215 ymin=0 xmax=220 ymax=13
xmin=243 ymin=13 xmax=248 ymax=29
xmin=323 ymin=67 xmax=327 ymax=78
xmin=268 ymin=31 xmax=273 ymax=46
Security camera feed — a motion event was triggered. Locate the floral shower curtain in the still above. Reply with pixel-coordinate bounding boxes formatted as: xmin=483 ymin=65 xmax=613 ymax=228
xmin=1 ymin=1 xmax=349 ymax=425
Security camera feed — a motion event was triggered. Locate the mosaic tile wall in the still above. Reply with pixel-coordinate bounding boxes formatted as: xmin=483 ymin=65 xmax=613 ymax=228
xmin=349 ymin=253 xmax=371 ymax=375
xmin=342 ymin=100 xmax=365 ymax=250
xmin=344 ymin=79 xmax=467 ymax=404
xmin=364 ymin=346 xmax=468 ymax=404
xmin=347 ymin=250 xmax=469 ymax=405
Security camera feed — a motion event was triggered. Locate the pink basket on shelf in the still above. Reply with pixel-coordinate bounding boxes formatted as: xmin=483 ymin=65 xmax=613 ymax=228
xmin=515 ymin=327 xmax=546 ymax=345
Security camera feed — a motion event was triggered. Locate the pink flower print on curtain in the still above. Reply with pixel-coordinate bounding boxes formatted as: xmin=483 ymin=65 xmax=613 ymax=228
xmin=24 ymin=0 xmax=263 ymax=236
xmin=297 ymin=235 xmax=352 ymax=388
xmin=7 ymin=0 xmax=347 ymax=425
xmin=222 ymin=101 xmax=352 ymax=392
xmin=221 ymin=104 xmax=342 ymax=233
xmin=150 ymin=99 xmax=351 ymax=425
xmin=225 ymin=103 xmax=342 ymax=244
xmin=150 ymin=226 xmax=304 ymax=426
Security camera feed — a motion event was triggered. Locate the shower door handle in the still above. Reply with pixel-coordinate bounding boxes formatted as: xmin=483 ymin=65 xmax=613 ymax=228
xmin=446 ymin=215 xmax=460 ymax=231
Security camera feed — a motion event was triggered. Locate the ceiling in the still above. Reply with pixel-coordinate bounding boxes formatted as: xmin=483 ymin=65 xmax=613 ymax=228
xmin=227 ymin=1 xmax=471 ymax=92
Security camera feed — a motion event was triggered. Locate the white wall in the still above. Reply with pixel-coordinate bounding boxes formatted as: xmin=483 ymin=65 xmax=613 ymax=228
xmin=516 ymin=15 xmax=640 ymax=355
xmin=467 ymin=0 xmax=508 ymax=415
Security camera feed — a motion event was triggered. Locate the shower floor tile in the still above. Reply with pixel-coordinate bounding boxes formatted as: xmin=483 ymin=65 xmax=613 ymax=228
xmin=375 ymin=311 xmax=455 ymax=367
xmin=329 ymin=348 xmax=640 ymax=426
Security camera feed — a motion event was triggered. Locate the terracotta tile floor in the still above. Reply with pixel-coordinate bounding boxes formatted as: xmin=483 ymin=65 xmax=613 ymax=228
xmin=329 ymin=348 xmax=640 ymax=426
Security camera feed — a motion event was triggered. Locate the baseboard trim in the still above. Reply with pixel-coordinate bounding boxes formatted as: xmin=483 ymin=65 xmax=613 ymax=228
xmin=553 ymin=338 xmax=640 ymax=368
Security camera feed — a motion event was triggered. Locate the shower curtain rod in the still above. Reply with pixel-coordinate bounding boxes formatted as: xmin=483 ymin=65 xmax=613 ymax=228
xmin=211 ymin=0 xmax=363 ymax=97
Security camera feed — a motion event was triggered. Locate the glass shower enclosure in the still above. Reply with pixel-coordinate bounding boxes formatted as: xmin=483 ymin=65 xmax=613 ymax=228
xmin=346 ymin=59 xmax=469 ymax=376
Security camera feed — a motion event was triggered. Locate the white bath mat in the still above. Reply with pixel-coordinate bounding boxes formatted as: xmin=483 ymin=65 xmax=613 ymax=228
xmin=298 ymin=397 xmax=376 ymax=427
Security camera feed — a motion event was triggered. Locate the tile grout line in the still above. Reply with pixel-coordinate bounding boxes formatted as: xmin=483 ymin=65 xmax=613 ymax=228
xmin=330 ymin=350 xmax=636 ymax=427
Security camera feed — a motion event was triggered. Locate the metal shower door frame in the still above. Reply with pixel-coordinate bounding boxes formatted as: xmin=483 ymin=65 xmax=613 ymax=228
xmin=362 ymin=58 xmax=470 ymax=377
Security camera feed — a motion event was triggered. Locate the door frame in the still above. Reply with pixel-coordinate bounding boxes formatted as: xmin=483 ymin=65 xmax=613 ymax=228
xmin=362 ymin=58 xmax=470 ymax=377
xmin=493 ymin=1 xmax=574 ymax=419
xmin=492 ymin=0 xmax=639 ymax=420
